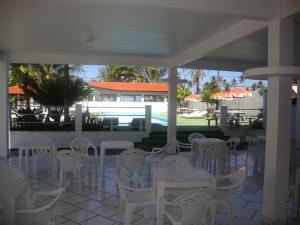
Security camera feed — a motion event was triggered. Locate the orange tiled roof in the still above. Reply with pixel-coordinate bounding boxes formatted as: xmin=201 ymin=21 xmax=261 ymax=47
xmin=8 ymin=86 xmax=24 ymax=95
xmin=88 ymin=81 xmax=168 ymax=92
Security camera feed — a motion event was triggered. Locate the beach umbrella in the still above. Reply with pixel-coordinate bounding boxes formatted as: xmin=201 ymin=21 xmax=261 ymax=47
xmin=211 ymin=91 xmax=233 ymax=100
xmin=184 ymin=94 xmax=201 ymax=102
xmin=211 ymin=88 xmax=252 ymax=110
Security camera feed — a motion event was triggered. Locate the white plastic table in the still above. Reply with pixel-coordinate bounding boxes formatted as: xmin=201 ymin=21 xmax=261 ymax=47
xmin=155 ymin=167 xmax=215 ymax=225
xmin=100 ymin=141 xmax=133 ymax=178
xmin=191 ymin=138 xmax=226 ymax=172
xmin=0 ymin=164 xmax=31 ymax=225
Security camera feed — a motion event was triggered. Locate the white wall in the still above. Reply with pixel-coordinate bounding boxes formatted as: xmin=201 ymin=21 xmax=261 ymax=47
xmin=10 ymin=131 xmax=149 ymax=149
xmin=78 ymin=101 xmax=167 ymax=113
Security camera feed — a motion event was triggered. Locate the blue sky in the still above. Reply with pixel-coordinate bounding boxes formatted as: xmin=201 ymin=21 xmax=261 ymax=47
xmin=76 ymin=65 xmax=263 ymax=90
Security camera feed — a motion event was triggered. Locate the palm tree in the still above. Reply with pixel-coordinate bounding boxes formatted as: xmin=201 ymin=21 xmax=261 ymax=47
xmin=216 ymin=71 xmax=223 ymax=88
xmin=239 ymin=74 xmax=245 ymax=85
xmin=9 ymin=64 xmax=44 ymax=108
xmin=191 ymin=69 xmax=206 ymax=94
xmin=98 ymin=65 xmax=167 ymax=82
xmin=231 ymin=78 xmax=238 ymax=88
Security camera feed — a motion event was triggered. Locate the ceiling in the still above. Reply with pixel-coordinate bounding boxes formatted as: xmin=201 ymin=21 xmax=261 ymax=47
xmin=0 ymin=0 xmax=299 ymax=71
xmin=0 ymin=0 xmax=238 ymax=58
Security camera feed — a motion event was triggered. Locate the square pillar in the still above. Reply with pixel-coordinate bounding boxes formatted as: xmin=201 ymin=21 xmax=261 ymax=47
xmin=263 ymin=76 xmax=292 ymax=224
xmin=262 ymin=18 xmax=294 ymax=225
xmin=295 ymin=81 xmax=300 ymax=142
xmin=167 ymin=67 xmax=177 ymax=150
xmin=0 ymin=52 xmax=9 ymax=158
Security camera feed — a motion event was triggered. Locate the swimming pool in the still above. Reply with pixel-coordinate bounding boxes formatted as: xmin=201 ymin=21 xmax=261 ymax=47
xmin=102 ymin=112 xmax=168 ymax=126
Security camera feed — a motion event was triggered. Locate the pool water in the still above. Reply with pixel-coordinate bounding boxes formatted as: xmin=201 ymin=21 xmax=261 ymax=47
xmin=102 ymin=112 xmax=168 ymax=126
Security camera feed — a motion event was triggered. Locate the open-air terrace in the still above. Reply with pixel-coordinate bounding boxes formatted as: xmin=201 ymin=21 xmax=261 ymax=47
xmin=1 ymin=147 xmax=299 ymax=225
xmin=2 ymin=0 xmax=300 ymax=225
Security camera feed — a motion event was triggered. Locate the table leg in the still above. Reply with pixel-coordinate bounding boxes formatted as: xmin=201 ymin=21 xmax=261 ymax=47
xmin=100 ymin=148 xmax=105 ymax=180
xmin=156 ymin=184 xmax=164 ymax=225
xmin=25 ymin=150 xmax=29 ymax=175
xmin=3 ymin=198 xmax=16 ymax=225
xmin=18 ymin=149 xmax=23 ymax=169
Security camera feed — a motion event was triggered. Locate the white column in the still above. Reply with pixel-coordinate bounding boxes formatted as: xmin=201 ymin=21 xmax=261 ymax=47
xmin=263 ymin=90 xmax=267 ymax=129
xmin=167 ymin=67 xmax=177 ymax=149
xmin=0 ymin=52 xmax=8 ymax=158
xmin=141 ymin=94 xmax=145 ymax=102
xmin=75 ymin=104 xmax=82 ymax=134
xmin=117 ymin=94 xmax=121 ymax=102
xmin=220 ymin=105 xmax=228 ymax=131
xmin=262 ymin=18 xmax=294 ymax=225
xmin=145 ymin=105 xmax=152 ymax=133
xmin=295 ymin=81 xmax=300 ymax=142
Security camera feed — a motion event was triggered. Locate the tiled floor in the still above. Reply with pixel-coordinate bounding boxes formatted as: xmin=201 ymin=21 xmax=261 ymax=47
xmin=4 ymin=150 xmax=300 ymax=225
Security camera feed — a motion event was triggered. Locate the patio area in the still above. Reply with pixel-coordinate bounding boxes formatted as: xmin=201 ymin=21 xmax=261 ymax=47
xmin=1 ymin=146 xmax=299 ymax=225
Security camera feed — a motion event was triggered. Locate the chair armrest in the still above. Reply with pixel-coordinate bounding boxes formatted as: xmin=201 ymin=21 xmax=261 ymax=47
xmin=151 ymin=147 xmax=163 ymax=153
xmin=124 ymin=186 xmax=154 ymax=192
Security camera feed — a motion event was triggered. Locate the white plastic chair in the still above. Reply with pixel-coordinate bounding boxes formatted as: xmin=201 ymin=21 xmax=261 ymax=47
xmin=215 ymin=167 xmax=246 ymax=225
xmin=56 ymin=150 xmax=83 ymax=192
xmin=226 ymin=137 xmax=240 ymax=170
xmin=244 ymin=136 xmax=259 ymax=176
xmin=16 ymin=182 xmax=69 ymax=225
xmin=158 ymin=155 xmax=193 ymax=170
xmin=188 ymin=132 xmax=206 ymax=143
xmin=114 ymin=172 xmax=156 ymax=225
xmin=162 ymin=189 xmax=216 ymax=225
xmin=173 ymin=137 xmax=191 ymax=154
xmin=150 ymin=143 xmax=172 ymax=159
xmin=70 ymin=137 xmax=98 ymax=184
xmin=118 ymin=148 xmax=146 ymax=180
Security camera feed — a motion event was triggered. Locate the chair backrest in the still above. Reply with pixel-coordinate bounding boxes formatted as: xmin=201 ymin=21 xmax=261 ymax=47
xmin=158 ymin=155 xmax=192 ymax=169
xmin=70 ymin=137 xmax=97 ymax=158
xmin=216 ymin=167 xmax=246 ymax=190
xmin=56 ymin=150 xmax=81 ymax=172
xmin=119 ymin=148 xmax=145 ymax=172
xmin=16 ymin=182 xmax=69 ymax=225
xmin=168 ymin=190 xmax=216 ymax=224
xmin=113 ymin=172 xmax=146 ymax=202
xmin=226 ymin=137 xmax=240 ymax=152
xmin=244 ymin=136 xmax=258 ymax=150
xmin=173 ymin=137 xmax=191 ymax=153
xmin=188 ymin=132 xmax=206 ymax=143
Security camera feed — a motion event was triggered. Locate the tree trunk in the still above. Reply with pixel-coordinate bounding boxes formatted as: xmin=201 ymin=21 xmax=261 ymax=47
xmin=64 ymin=65 xmax=70 ymax=122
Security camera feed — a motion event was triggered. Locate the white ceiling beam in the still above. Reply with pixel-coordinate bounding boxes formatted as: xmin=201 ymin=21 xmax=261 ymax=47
xmin=39 ymin=0 xmax=275 ymax=20
xmin=169 ymin=20 xmax=268 ymax=67
xmin=8 ymin=53 xmax=169 ymax=67
xmin=280 ymin=0 xmax=300 ymax=18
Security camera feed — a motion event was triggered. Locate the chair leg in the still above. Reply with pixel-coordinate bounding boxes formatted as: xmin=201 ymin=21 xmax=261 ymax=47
xmin=59 ymin=169 xmax=64 ymax=187
xmin=245 ymin=152 xmax=249 ymax=176
xmin=118 ymin=199 xmax=124 ymax=224
xmin=124 ymin=206 xmax=134 ymax=225
xmin=225 ymin=200 xmax=235 ymax=225
xmin=78 ymin=170 xmax=82 ymax=193
xmin=84 ymin=165 xmax=89 ymax=186
xmin=235 ymin=154 xmax=238 ymax=170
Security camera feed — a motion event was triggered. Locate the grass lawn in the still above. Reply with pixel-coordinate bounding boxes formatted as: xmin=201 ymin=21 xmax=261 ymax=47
xmin=153 ymin=112 xmax=216 ymax=126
